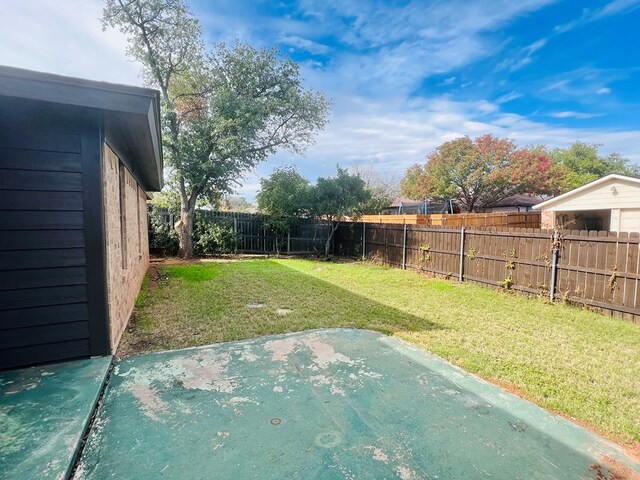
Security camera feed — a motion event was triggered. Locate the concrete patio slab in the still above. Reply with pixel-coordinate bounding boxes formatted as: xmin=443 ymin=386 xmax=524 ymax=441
xmin=76 ymin=329 xmax=639 ymax=479
xmin=0 ymin=356 xmax=112 ymax=479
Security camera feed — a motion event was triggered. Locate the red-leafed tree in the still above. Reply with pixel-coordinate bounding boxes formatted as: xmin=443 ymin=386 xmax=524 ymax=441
xmin=401 ymin=134 xmax=554 ymax=212
xmin=400 ymin=163 xmax=431 ymax=199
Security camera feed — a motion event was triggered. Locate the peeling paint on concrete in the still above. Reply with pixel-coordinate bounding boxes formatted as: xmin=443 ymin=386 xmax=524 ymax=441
xmin=329 ymin=385 xmax=346 ymax=396
xmin=365 ymin=446 xmax=389 ymax=463
xmin=76 ymin=329 xmax=640 ymax=480
xmin=238 ymin=347 xmax=258 ymax=363
xmin=263 ymin=336 xmax=299 ymax=362
xmin=176 ymin=352 xmax=235 ymax=393
xmin=396 ymin=465 xmax=422 ymax=480
xmin=129 ymin=384 xmax=168 ymax=422
xmin=304 ymin=337 xmax=355 ymax=369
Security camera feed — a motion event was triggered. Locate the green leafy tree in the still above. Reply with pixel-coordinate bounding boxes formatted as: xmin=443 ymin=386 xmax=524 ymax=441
xmin=308 ymin=167 xmax=371 ymax=257
xmin=548 ymin=142 xmax=639 ymax=193
xmin=256 ymin=166 xmax=311 ymax=253
xmin=103 ymin=0 xmax=329 ymax=258
xmin=404 ymin=135 xmax=554 ymax=212
xmin=400 ymin=163 xmax=431 ymax=200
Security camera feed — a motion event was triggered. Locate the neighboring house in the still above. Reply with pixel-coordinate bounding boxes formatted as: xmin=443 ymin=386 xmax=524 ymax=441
xmin=533 ymin=174 xmax=640 ymax=232
xmin=381 ymin=197 xmax=456 ymax=215
xmin=0 ymin=66 xmax=163 ymax=369
xmin=482 ymin=194 xmax=546 ymax=213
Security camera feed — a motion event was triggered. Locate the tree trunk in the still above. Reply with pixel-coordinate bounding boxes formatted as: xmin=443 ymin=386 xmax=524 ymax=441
xmin=176 ymin=206 xmax=195 ymax=259
xmin=324 ymin=221 xmax=339 ymax=257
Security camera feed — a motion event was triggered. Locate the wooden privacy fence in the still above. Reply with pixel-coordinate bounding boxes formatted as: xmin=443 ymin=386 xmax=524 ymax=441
xmin=196 ymin=211 xmax=330 ymax=254
xmin=361 ymin=211 xmax=540 ymax=228
xmin=334 ymin=223 xmax=640 ymax=322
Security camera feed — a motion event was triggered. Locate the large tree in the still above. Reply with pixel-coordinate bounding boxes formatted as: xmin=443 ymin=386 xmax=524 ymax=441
xmin=401 ymin=135 xmax=553 ymax=212
xmin=308 ymin=167 xmax=371 ymax=257
xmin=547 ymin=142 xmax=639 ymax=194
xmin=103 ymin=0 xmax=329 ymax=258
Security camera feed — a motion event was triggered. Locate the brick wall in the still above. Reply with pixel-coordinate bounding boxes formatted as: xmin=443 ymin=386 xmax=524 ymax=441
xmin=103 ymin=144 xmax=149 ymax=351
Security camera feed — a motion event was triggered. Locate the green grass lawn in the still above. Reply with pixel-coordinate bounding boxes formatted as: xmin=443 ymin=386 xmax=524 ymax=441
xmin=124 ymin=258 xmax=640 ymax=446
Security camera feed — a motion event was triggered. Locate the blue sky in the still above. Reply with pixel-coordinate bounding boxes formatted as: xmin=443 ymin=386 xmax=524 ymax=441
xmin=1 ymin=0 xmax=639 ymax=200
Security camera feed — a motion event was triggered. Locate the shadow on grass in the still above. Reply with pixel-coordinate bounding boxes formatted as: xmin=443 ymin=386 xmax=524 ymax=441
xmin=122 ymin=259 xmax=444 ymax=355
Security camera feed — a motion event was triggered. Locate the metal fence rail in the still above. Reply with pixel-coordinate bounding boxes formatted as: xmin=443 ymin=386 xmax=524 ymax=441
xmin=196 ymin=211 xmax=330 ymax=255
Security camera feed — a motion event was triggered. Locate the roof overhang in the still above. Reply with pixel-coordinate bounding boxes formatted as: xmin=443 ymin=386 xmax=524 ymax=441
xmin=0 ymin=65 xmax=163 ymax=191
xmin=533 ymin=174 xmax=640 ymax=211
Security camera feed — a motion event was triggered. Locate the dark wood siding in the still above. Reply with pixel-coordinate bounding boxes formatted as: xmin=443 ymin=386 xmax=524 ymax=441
xmin=0 ymin=98 xmax=93 ymax=369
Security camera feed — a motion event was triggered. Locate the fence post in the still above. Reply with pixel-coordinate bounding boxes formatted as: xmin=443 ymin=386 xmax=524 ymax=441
xmin=233 ymin=218 xmax=238 ymax=254
xmin=362 ymin=222 xmax=366 ymax=260
xmin=287 ymin=231 xmax=291 ymax=255
xmin=332 ymin=222 xmax=336 ymax=255
xmin=549 ymin=230 xmax=560 ymax=302
xmin=458 ymin=227 xmax=465 ymax=281
xmin=402 ymin=224 xmax=407 ymax=270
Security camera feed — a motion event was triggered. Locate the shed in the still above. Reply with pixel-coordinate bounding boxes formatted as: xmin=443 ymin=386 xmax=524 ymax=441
xmin=533 ymin=174 xmax=640 ymax=232
xmin=0 ymin=66 xmax=163 ymax=370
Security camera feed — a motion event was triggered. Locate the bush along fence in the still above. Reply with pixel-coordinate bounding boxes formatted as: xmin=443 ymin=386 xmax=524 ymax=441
xmin=334 ymin=223 xmax=640 ymax=322
xmin=150 ymin=209 xmax=331 ymax=256
xmin=201 ymin=211 xmax=331 ymax=255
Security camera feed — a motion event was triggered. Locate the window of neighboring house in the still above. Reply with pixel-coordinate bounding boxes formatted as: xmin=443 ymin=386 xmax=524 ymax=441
xmin=119 ymin=161 xmax=128 ymax=269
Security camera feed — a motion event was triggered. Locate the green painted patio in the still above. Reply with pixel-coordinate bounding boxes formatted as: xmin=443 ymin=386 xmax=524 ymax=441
xmin=75 ymin=329 xmax=640 ymax=479
xmin=0 ymin=356 xmax=111 ymax=479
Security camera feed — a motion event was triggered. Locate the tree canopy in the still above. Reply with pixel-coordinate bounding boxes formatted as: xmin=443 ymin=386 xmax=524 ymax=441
xmin=103 ymin=0 xmax=329 ymax=258
xmin=400 ymin=135 xmax=553 ymax=212
xmin=400 ymin=136 xmax=638 ymax=211
xmin=256 ymin=166 xmax=370 ymax=256
xmin=308 ymin=167 xmax=371 ymax=256
xmin=546 ymin=142 xmax=640 ymax=194
xmin=256 ymin=166 xmax=310 ymax=219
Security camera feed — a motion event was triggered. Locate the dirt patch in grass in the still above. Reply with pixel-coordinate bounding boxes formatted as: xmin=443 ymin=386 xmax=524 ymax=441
xmin=591 ymin=456 xmax=640 ymax=479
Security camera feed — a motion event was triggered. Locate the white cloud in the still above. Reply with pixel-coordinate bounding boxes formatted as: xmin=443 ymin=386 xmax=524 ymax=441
xmin=597 ymin=87 xmax=612 ymax=94
xmin=549 ymin=111 xmax=604 ymax=119
xmin=293 ymin=0 xmax=556 ymax=97
xmin=439 ymin=76 xmax=457 ymax=86
xmin=555 ymin=0 xmax=640 ymax=33
xmin=494 ymin=38 xmax=548 ymax=72
xmin=0 ymin=0 xmax=141 ymax=85
xmin=496 ymin=92 xmax=523 ymax=103
xmin=279 ymin=35 xmax=331 ymax=55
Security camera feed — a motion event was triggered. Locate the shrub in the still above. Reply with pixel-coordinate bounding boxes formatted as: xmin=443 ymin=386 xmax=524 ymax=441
xmin=149 ymin=215 xmax=179 ymax=256
xmin=194 ymin=220 xmax=238 ymax=256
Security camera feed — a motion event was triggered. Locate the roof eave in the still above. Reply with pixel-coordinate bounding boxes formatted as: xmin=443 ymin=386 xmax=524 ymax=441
xmin=0 ymin=65 xmax=163 ymax=191
xmin=533 ymin=174 xmax=640 ymax=210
